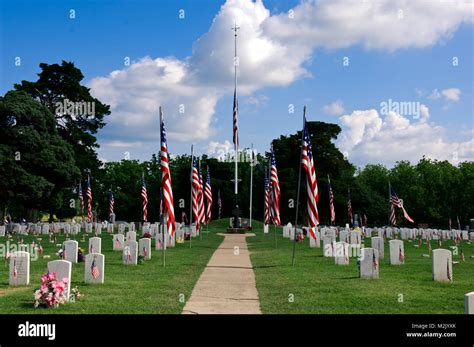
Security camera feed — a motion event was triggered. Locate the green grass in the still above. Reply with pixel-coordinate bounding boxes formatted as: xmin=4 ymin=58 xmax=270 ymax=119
xmin=248 ymin=220 xmax=474 ymax=314
xmin=0 ymin=220 xmax=228 ymax=314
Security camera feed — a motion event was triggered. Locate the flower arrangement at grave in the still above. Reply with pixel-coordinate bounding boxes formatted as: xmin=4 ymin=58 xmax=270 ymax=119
xmin=142 ymin=232 xmax=152 ymax=238
xmin=69 ymin=287 xmax=82 ymax=302
xmin=33 ymin=272 xmax=68 ymax=308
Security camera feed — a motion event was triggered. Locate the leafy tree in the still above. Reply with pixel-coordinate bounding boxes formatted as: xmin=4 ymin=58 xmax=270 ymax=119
xmin=0 ymin=91 xmax=79 ymax=221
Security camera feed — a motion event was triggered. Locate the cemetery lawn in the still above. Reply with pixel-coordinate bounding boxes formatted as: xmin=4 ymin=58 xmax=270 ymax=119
xmin=0 ymin=222 xmax=227 ymax=314
xmin=248 ymin=221 xmax=474 ymax=314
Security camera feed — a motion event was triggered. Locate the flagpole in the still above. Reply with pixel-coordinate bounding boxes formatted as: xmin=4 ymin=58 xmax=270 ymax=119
xmin=189 ymin=145 xmax=194 ymax=249
xmin=249 ymin=143 xmax=254 ymax=229
xmin=199 ymin=159 xmax=203 ymax=241
xmin=159 ymin=107 xmax=166 ymax=269
xmin=232 ymin=22 xmax=240 ymax=207
xmin=292 ymin=106 xmax=306 ymax=267
xmin=263 ymin=166 xmax=267 ymax=234
xmin=327 ymin=174 xmax=332 ymax=226
xmin=388 ymin=181 xmax=391 ymax=227
xmin=270 ymin=148 xmax=277 ymax=248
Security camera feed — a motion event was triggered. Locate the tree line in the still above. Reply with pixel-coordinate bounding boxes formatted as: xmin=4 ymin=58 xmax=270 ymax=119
xmin=1 ymin=61 xmax=472 ymax=229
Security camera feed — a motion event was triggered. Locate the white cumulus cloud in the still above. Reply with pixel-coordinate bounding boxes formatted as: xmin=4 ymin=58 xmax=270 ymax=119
xmin=323 ymin=100 xmax=345 ymax=116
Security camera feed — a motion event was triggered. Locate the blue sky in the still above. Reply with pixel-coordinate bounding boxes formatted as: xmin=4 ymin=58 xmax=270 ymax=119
xmin=1 ymin=0 xmax=472 ymax=167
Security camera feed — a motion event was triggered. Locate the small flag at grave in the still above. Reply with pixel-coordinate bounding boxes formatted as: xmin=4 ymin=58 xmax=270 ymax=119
xmin=115 ymin=237 xmax=121 ymax=248
xmin=372 ymin=252 xmax=378 ymax=271
xmin=143 ymin=246 xmax=148 ymax=257
xmin=446 ymin=258 xmax=452 ymax=282
xmin=91 ymin=258 xmax=100 ymax=279
xmin=13 ymin=259 xmax=17 ymax=279
xmin=460 ymin=249 xmax=465 ymax=262
xmin=399 ymin=246 xmax=405 ymax=262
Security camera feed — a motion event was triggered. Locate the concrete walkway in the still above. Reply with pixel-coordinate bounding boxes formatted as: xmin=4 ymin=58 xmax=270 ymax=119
xmin=182 ymin=233 xmax=261 ymax=314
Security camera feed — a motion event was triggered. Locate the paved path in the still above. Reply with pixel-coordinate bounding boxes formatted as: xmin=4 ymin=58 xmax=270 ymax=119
xmin=182 ymin=233 xmax=261 ymax=314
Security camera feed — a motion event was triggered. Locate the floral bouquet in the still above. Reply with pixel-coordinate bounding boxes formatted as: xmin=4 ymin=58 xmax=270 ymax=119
xmin=69 ymin=286 xmax=82 ymax=302
xmin=142 ymin=232 xmax=152 ymax=239
xmin=33 ymin=272 xmax=68 ymax=308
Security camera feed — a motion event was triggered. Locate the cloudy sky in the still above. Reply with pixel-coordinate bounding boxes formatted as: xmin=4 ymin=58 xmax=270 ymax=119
xmin=1 ymin=0 xmax=473 ymax=167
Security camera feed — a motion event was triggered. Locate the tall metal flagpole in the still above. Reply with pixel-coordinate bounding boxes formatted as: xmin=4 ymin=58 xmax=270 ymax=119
xmin=159 ymin=107 xmax=166 ymax=269
xmin=249 ymin=144 xmax=254 ymax=229
xmin=388 ymin=181 xmax=391 ymax=226
xmin=189 ymin=145 xmax=194 ymax=248
xmin=199 ymin=159 xmax=203 ymax=241
xmin=292 ymin=106 xmax=306 ymax=267
xmin=232 ymin=22 xmax=240 ymax=206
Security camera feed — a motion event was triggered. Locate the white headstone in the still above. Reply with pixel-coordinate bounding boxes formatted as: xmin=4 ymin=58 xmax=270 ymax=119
xmin=263 ymin=224 xmax=269 ymax=234
xmin=308 ymin=229 xmax=320 ymax=248
xmin=335 ymin=242 xmax=350 ymax=265
xmin=389 ymin=239 xmax=405 ymax=265
xmin=123 ymin=241 xmax=138 ymax=265
xmin=432 ymin=249 xmax=452 ymax=282
xmin=126 ymin=231 xmax=136 ymax=242
xmin=350 ymin=231 xmax=361 ymax=245
xmin=113 ymin=234 xmax=124 ymax=250
xmin=63 ymin=240 xmax=78 ymax=263
xmin=465 ymin=292 xmax=474 ymax=314
xmin=360 ymin=248 xmax=379 ymax=279
xmin=9 ymin=251 xmax=30 ymax=285
xmin=42 ymin=224 xmax=50 ymax=235
xmin=0 ymin=225 xmax=5 ymax=237
xmin=323 ymin=235 xmax=335 ymax=257
xmin=155 ymin=233 xmax=166 ymax=250
xmin=139 ymin=238 xmax=151 ymax=260
xmin=371 ymin=237 xmax=384 ymax=259
xmin=118 ymin=224 xmax=125 ymax=234
xmin=339 ymin=230 xmax=349 ymax=243
xmin=107 ymin=224 xmax=114 ymax=233
xmin=47 ymin=260 xmax=72 ymax=300
xmin=88 ymin=237 xmax=101 ymax=254
xmin=84 ymin=253 xmax=104 ymax=284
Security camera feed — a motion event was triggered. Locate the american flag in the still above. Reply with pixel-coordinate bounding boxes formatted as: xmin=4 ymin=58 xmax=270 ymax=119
xmin=264 ymin=172 xmax=271 ymax=225
xmin=38 ymin=243 xmax=43 ymax=255
xmin=126 ymin=247 xmax=132 ymax=261
xmin=347 ymin=189 xmax=353 ymax=225
xmin=91 ymin=258 xmax=100 ymax=279
xmin=143 ymin=246 xmax=148 ymax=258
xmin=372 ymin=251 xmax=378 ymax=271
xmin=78 ymin=181 xmax=84 ymax=217
xmin=233 ymin=88 xmax=239 ymax=148
xmin=399 ymin=246 xmax=405 ymax=262
xmin=191 ymin=157 xmax=201 ymax=231
xmin=301 ymin=119 xmax=319 ymax=238
xmin=269 ymin=148 xmax=280 ymax=226
xmin=141 ymin=174 xmax=148 ymax=222
xmin=109 ymin=189 xmax=114 ymax=218
xmin=12 ymin=259 xmax=17 ymax=279
xmin=460 ymin=249 xmax=465 ymax=262
xmin=217 ymin=189 xmax=222 ymax=220
xmin=86 ymin=175 xmax=93 ymax=222
xmin=446 ymin=258 xmax=452 ymax=281
xmin=204 ymin=166 xmax=212 ymax=223
xmin=198 ymin=163 xmax=205 ymax=225
xmin=390 ymin=185 xmax=415 ymax=224
xmin=390 ymin=203 xmax=396 ymax=226
xmin=328 ymin=176 xmax=336 ymax=225
xmin=115 ymin=236 xmax=121 ymax=248
xmin=160 ymin=108 xmax=176 ymax=237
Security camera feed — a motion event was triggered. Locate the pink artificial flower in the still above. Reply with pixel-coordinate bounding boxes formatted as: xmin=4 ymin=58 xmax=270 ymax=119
xmin=48 ymin=272 xmax=56 ymax=281
xmin=61 ymin=277 xmax=68 ymax=284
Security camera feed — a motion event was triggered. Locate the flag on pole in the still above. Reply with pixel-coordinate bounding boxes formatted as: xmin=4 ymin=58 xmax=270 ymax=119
xmin=217 ymin=189 xmax=222 ymax=220
xmin=264 ymin=172 xmax=271 ymax=224
xmin=198 ymin=162 xmax=205 ymax=226
xmin=141 ymin=174 xmax=148 ymax=222
xmin=204 ymin=166 xmax=213 ymax=223
xmin=78 ymin=181 xmax=84 ymax=217
xmin=91 ymin=258 xmax=100 ymax=279
xmin=449 ymin=217 xmax=452 ymax=230
xmin=109 ymin=189 xmax=114 ymax=218
xmin=160 ymin=108 xmax=176 ymax=237
xmin=269 ymin=148 xmax=280 ymax=226
xmin=86 ymin=176 xmax=93 ymax=222
xmin=390 ymin=185 xmax=415 ymax=224
xmin=347 ymin=189 xmax=353 ymax=225
xmin=301 ymin=119 xmax=319 ymax=238
xmin=328 ymin=176 xmax=336 ymax=225
xmin=191 ymin=158 xmax=201 ymax=231
xmin=13 ymin=259 xmax=17 ymax=279
xmin=457 ymin=215 xmax=461 ymax=230
xmin=233 ymin=89 xmax=239 ymax=148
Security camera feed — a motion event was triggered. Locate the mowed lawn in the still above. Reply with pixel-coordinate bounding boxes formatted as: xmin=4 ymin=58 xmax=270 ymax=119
xmin=0 ymin=221 xmax=226 ymax=314
xmin=248 ymin=221 xmax=474 ymax=314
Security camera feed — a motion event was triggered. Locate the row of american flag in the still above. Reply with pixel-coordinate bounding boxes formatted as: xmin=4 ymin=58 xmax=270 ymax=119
xmin=262 ymin=109 xmax=419 ymax=239
xmin=77 ymin=108 xmax=224 ymax=238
